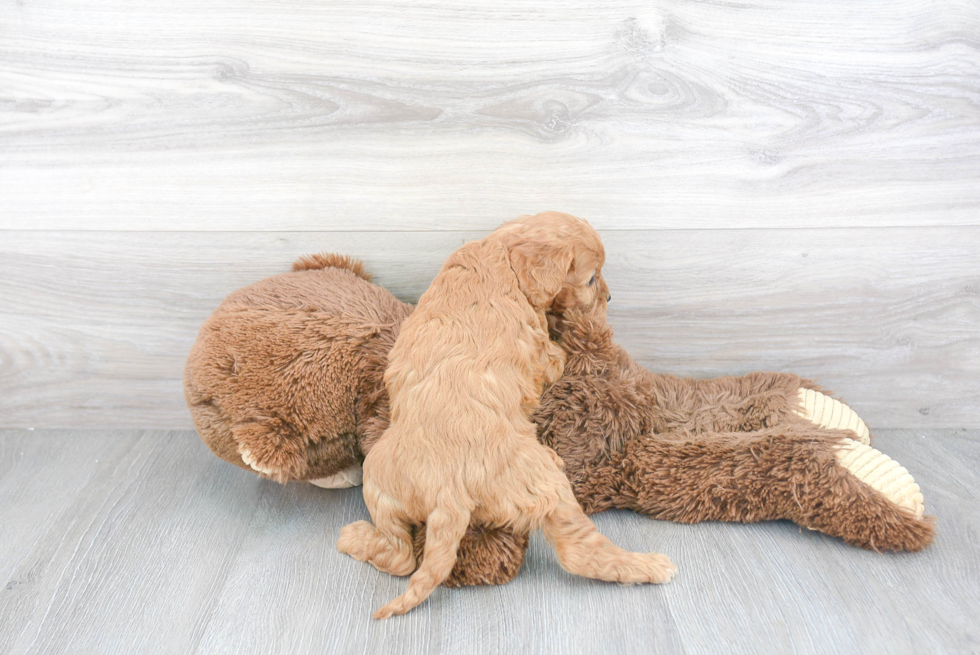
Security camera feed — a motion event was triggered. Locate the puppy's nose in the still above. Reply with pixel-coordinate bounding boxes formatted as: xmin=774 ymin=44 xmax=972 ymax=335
xmin=607 ymin=293 xmax=612 ymax=302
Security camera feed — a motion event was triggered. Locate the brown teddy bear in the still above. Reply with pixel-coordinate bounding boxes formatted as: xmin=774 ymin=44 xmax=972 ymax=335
xmin=184 ymin=254 xmax=935 ymax=588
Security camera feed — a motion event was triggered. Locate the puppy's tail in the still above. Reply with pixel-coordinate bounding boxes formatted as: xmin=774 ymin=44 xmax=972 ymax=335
xmin=291 ymin=252 xmax=372 ymax=280
xmin=373 ymin=493 xmax=471 ymax=620
xmin=541 ymin=485 xmax=677 ymax=584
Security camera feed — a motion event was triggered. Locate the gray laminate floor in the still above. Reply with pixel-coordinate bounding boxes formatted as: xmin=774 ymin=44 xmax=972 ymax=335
xmin=1 ymin=429 xmax=977 ymax=655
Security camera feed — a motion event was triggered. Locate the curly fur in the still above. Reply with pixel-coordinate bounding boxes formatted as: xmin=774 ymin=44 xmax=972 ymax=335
xmin=336 ymin=212 xmax=675 ymax=619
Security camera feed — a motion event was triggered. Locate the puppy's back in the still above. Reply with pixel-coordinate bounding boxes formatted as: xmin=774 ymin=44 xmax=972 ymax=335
xmin=385 ymin=238 xmax=539 ymax=407
xmin=372 ymin=238 xmax=548 ymax=491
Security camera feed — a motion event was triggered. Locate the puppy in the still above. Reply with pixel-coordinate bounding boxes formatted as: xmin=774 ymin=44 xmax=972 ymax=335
xmin=337 ymin=211 xmax=676 ymax=619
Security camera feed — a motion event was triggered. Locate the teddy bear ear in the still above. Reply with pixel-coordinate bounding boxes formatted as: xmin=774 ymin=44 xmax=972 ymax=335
xmin=507 ymin=239 xmax=575 ymax=309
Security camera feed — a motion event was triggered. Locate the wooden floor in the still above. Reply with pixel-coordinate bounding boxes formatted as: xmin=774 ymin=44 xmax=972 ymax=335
xmin=1 ymin=428 xmax=977 ymax=655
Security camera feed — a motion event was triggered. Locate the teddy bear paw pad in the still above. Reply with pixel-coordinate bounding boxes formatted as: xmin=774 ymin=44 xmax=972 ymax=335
xmin=794 ymin=388 xmax=871 ymax=444
xmin=310 ymin=464 xmax=364 ymax=488
xmin=239 ymin=447 xmax=280 ymax=477
xmin=834 ymin=438 xmax=925 ymax=520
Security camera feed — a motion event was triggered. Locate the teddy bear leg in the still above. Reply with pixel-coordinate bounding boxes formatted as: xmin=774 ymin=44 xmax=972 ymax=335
xmin=414 ymin=523 xmax=530 ymax=588
xmin=598 ymin=428 xmax=933 ymax=551
xmin=791 ymin=388 xmax=871 ymax=445
xmin=833 ymin=438 xmax=924 ymax=520
xmin=792 ymin=436 xmax=935 ymax=551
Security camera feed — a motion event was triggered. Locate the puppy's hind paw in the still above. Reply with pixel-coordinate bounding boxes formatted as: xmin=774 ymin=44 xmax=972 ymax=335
xmin=337 ymin=520 xmax=374 ymax=560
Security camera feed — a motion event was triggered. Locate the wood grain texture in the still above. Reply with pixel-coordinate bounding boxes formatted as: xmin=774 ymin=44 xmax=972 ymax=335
xmin=0 ymin=430 xmax=268 ymax=655
xmin=0 ymin=429 xmax=976 ymax=654
xmin=1 ymin=0 xmax=979 ymax=231
xmin=1 ymin=228 xmax=977 ymax=429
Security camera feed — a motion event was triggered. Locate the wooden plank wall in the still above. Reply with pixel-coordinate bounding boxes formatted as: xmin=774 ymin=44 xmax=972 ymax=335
xmin=1 ymin=0 xmax=978 ymax=429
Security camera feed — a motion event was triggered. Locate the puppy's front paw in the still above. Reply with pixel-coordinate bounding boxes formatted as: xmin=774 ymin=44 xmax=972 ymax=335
xmin=639 ymin=553 xmax=677 ymax=584
xmin=543 ymin=341 xmax=566 ymax=386
xmin=544 ymin=446 xmax=565 ymax=471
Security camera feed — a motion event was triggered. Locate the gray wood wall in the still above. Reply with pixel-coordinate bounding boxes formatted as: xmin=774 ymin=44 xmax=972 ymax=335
xmin=2 ymin=0 xmax=978 ymax=429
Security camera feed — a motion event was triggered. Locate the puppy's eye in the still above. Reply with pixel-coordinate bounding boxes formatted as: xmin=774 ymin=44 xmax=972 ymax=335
xmin=588 ymin=273 xmax=596 ymax=286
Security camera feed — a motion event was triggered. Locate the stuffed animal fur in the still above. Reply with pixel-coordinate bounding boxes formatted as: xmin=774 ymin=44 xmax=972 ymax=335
xmin=185 ymin=254 xmax=935 ymax=588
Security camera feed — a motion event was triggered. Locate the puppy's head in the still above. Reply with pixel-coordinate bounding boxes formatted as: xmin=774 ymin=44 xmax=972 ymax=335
xmin=495 ymin=211 xmax=608 ymax=314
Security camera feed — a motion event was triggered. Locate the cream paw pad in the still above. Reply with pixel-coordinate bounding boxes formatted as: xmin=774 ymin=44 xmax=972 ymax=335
xmin=834 ymin=438 xmax=925 ymax=520
xmin=239 ymin=446 xmax=279 ymax=477
xmin=793 ymin=388 xmax=871 ymax=445
xmin=310 ymin=464 xmax=364 ymax=489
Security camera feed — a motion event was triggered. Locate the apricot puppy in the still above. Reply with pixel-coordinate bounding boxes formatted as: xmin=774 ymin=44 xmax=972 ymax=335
xmin=337 ymin=212 xmax=676 ymax=619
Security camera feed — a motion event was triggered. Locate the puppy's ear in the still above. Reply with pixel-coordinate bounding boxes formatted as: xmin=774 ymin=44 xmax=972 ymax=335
xmin=508 ymin=240 xmax=574 ymax=309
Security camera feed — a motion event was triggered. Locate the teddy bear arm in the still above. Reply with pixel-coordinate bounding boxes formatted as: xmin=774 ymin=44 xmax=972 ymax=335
xmin=231 ymin=415 xmax=363 ymax=485
xmin=233 ymin=420 xmax=310 ymax=484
